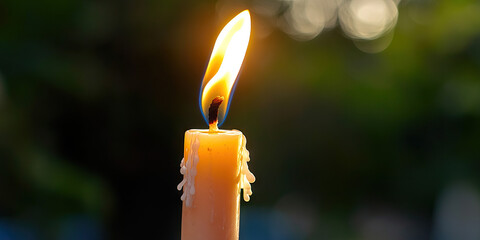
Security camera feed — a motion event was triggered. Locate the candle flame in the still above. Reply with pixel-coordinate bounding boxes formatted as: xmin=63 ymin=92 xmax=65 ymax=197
xmin=200 ymin=10 xmax=251 ymax=126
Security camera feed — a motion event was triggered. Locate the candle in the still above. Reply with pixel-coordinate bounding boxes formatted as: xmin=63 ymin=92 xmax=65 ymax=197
xmin=177 ymin=10 xmax=255 ymax=240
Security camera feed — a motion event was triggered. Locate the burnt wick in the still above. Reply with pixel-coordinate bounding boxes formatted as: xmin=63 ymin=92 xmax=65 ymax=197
xmin=208 ymin=96 xmax=224 ymax=131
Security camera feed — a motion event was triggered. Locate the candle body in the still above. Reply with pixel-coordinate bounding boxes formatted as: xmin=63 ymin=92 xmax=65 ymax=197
xmin=181 ymin=129 xmax=242 ymax=240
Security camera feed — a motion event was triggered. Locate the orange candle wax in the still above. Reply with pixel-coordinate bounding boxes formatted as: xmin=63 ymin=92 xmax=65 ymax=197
xmin=179 ymin=129 xmax=254 ymax=240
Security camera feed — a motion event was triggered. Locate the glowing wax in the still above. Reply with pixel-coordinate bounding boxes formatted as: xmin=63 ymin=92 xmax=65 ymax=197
xmin=178 ymin=129 xmax=254 ymax=240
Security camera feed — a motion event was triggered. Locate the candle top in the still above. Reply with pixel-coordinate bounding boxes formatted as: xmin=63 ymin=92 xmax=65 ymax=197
xmin=186 ymin=129 xmax=243 ymax=135
xmin=178 ymin=129 xmax=255 ymax=207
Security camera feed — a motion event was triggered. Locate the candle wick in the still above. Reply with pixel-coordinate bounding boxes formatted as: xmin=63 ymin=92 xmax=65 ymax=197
xmin=209 ymin=96 xmax=224 ymax=132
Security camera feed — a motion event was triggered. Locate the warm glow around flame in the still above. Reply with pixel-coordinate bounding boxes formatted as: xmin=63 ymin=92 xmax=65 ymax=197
xmin=200 ymin=10 xmax=251 ymax=126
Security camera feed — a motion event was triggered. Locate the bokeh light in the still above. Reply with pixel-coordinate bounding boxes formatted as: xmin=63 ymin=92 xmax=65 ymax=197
xmin=339 ymin=0 xmax=398 ymax=40
xmin=280 ymin=0 xmax=341 ymax=41
xmin=249 ymin=0 xmax=401 ymax=52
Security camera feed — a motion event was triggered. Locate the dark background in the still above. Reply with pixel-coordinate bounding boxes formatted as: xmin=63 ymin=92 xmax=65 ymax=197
xmin=1 ymin=0 xmax=480 ymax=239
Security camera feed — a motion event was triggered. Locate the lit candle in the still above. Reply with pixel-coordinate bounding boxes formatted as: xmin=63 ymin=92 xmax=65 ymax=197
xmin=177 ymin=10 xmax=255 ymax=240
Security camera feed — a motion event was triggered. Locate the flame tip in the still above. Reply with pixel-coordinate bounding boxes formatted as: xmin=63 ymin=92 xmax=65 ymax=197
xmin=200 ymin=9 xmax=252 ymax=126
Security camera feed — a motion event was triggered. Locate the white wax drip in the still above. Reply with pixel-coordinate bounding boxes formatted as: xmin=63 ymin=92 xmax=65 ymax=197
xmin=177 ymin=133 xmax=200 ymax=207
xmin=239 ymin=134 xmax=255 ymax=202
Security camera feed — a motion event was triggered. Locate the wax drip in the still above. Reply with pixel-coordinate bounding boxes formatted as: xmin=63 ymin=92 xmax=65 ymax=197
xmin=239 ymin=133 xmax=255 ymax=201
xmin=177 ymin=133 xmax=200 ymax=207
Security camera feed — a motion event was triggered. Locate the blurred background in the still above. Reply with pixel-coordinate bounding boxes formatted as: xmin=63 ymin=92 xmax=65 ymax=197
xmin=1 ymin=0 xmax=480 ymax=239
